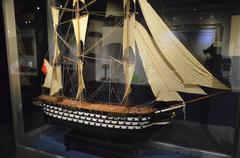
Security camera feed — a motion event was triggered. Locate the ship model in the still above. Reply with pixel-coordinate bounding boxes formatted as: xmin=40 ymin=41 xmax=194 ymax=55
xmin=33 ymin=0 xmax=229 ymax=137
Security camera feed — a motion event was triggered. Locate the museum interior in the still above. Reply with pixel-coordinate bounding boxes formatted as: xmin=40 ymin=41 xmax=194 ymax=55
xmin=1 ymin=0 xmax=240 ymax=157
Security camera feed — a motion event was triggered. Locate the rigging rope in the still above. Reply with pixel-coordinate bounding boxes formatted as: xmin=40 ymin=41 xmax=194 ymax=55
xmin=167 ymin=91 xmax=230 ymax=109
xmin=84 ymin=59 xmax=125 ymax=100
xmin=58 ymin=12 xmax=112 ymax=26
xmin=148 ymin=91 xmax=230 ymax=109
xmin=59 ymin=0 xmax=70 ymax=22
xmin=56 ymin=31 xmax=76 ymax=56
xmin=53 ymin=0 xmax=97 ymax=12
xmin=82 ymin=17 xmax=126 ymax=56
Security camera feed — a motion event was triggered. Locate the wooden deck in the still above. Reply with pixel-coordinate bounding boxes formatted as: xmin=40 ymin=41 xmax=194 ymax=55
xmin=38 ymin=95 xmax=155 ymax=115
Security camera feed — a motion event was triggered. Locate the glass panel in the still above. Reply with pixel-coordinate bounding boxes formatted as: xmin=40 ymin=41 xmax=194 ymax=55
xmin=150 ymin=0 xmax=240 ymax=156
xmin=0 ymin=1 xmax=12 ymax=126
xmin=3 ymin=0 xmax=240 ymax=157
xmin=13 ymin=0 xmax=48 ymax=132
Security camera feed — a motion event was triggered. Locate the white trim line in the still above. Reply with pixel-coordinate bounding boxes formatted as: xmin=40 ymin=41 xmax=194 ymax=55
xmin=155 ymin=104 xmax=185 ymax=113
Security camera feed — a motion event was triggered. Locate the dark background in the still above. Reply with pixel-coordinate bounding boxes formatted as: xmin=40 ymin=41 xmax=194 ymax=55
xmin=0 ymin=1 xmax=12 ymax=126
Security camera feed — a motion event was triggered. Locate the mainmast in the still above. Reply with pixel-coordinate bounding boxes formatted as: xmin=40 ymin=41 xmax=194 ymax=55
xmin=122 ymin=0 xmax=136 ymax=103
xmin=76 ymin=1 xmax=81 ymax=56
xmin=75 ymin=0 xmax=83 ymax=101
xmin=72 ymin=0 xmax=88 ymax=101
xmin=123 ymin=0 xmax=130 ymax=103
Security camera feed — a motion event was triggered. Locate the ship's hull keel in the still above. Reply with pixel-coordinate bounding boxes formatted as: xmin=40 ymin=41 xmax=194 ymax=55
xmin=36 ymin=102 xmax=174 ymax=140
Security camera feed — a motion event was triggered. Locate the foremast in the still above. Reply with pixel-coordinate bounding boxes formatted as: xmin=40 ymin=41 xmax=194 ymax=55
xmin=42 ymin=6 xmax=62 ymax=96
xmin=43 ymin=0 xmax=89 ymax=99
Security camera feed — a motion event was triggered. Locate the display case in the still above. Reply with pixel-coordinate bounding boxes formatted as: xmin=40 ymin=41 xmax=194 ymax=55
xmin=2 ymin=0 xmax=240 ymax=157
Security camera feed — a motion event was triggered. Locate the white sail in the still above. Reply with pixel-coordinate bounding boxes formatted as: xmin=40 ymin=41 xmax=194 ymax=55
xmin=50 ymin=66 xmax=63 ymax=96
xmin=51 ymin=7 xmax=59 ymax=29
xmin=72 ymin=14 xmax=89 ymax=46
xmin=43 ymin=59 xmax=53 ymax=88
xmin=135 ymin=23 xmax=182 ymax=101
xmin=52 ymin=9 xmax=60 ymax=66
xmin=123 ymin=0 xmax=127 ymax=11
xmin=122 ymin=62 xmax=135 ymax=100
xmin=45 ymin=7 xmax=63 ymax=96
xmin=43 ymin=59 xmax=62 ymax=95
xmin=73 ymin=0 xmax=85 ymax=6
xmin=51 ymin=6 xmax=60 ymax=65
xmin=76 ymin=61 xmax=85 ymax=99
xmin=135 ymin=22 xmax=207 ymax=101
xmin=123 ymin=14 xmax=136 ymax=56
xmin=122 ymin=14 xmax=136 ymax=101
xmin=139 ymin=0 xmax=228 ymax=90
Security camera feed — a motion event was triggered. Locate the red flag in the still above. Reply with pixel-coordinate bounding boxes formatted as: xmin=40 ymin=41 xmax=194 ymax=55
xmin=41 ymin=59 xmax=47 ymax=75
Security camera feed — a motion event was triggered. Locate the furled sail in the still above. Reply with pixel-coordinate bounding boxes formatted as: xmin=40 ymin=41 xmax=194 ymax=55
xmin=122 ymin=63 xmax=135 ymax=100
xmin=44 ymin=7 xmax=63 ymax=96
xmin=139 ymin=0 xmax=228 ymax=90
xmin=51 ymin=7 xmax=59 ymax=29
xmin=51 ymin=7 xmax=60 ymax=63
xmin=122 ymin=13 xmax=136 ymax=101
xmin=135 ymin=22 xmax=207 ymax=102
xmin=73 ymin=0 xmax=85 ymax=6
xmin=43 ymin=59 xmax=63 ymax=96
xmin=43 ymin=59 xmax=53 ymax=88
xmin=123 ymin=0 xmax=127 ymax=11
xmin=76 ymin=61 xmax=85 ymax=99
xmin=123 ymin=14 xmax=136 ymax=56
xmin=72 ymin=14 xmax=88 ymax=100
xmin=72 ymin=14 xmax=89 ymax=46
xmin=50 ymin=66 xmax=63 ymax=96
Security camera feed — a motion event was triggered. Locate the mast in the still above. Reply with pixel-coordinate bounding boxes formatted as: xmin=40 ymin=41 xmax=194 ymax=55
xmin=122 ymin=0 xmax=136 ymax=103
xmin=75 ymin=0 xmax=83 ymax=101
xmin=42 ymin=6 xmax=63 ymax=96
xmin=124 ymin=0 xmax=130 ymax=103
xmin=72 ymin=0 xmax=88 ymax=100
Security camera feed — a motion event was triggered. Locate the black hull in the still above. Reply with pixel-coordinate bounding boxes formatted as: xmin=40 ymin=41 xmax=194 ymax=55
xmin=34 ymin=101 xmax=176 ymax=141
xmin=46 ymin=116 xmax=158 ymax=141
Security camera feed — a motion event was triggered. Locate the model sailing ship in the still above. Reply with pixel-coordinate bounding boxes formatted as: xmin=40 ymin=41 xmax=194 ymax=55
xmin=33 ymin=0 xmax=229 ymax=133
